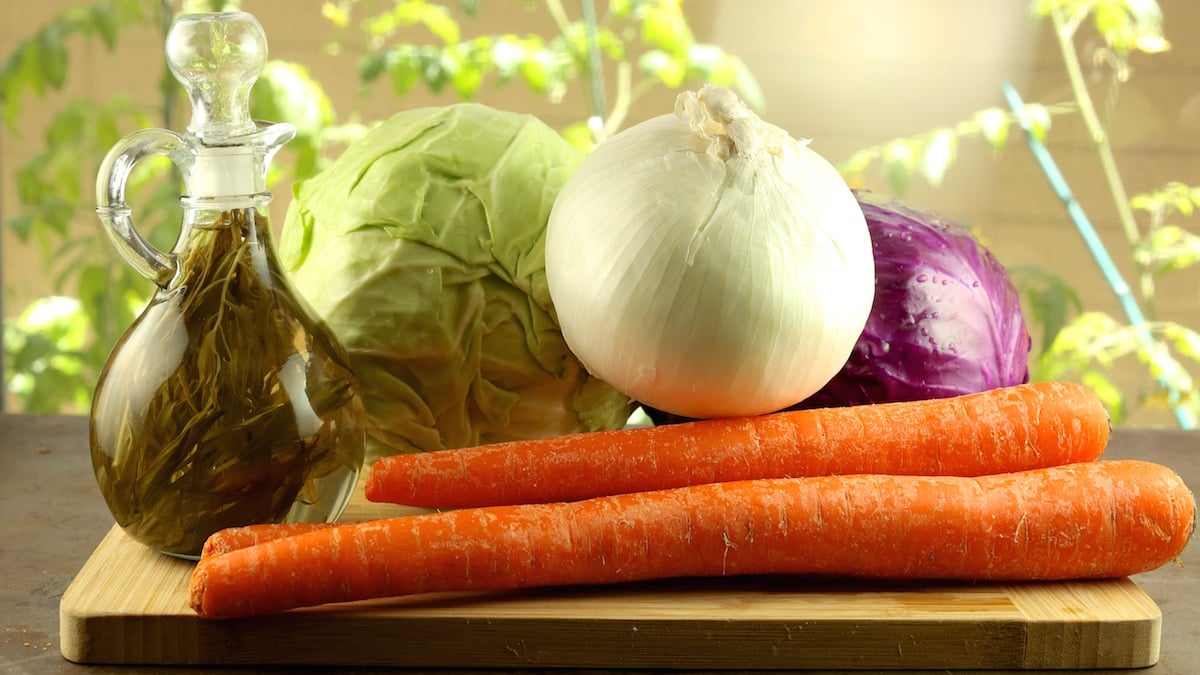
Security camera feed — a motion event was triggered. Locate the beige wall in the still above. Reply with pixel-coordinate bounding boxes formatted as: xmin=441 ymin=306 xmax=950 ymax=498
xmin=3 ymin=0 xmax=1199 ymax=424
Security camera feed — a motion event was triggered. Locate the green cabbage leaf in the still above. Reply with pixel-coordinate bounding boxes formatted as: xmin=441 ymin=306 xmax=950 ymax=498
xmin=279 ymin=103 xmax=632 ymax=459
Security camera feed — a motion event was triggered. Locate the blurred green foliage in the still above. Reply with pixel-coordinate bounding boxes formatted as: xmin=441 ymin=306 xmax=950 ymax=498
xmin=838 ymin=0 xmax=1198 ymax=426
xmin=1 ymin=0 xmax=761 ymax=412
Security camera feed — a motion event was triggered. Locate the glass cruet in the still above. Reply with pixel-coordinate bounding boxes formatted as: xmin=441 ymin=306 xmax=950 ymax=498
xmin=90 ymin=11 xmax=365 ymax=559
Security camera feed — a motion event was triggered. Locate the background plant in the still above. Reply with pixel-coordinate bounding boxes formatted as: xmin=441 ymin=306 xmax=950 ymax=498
xmin=1 ymin=0 xmax=761 ymax=412
xmin=836 ymin=0 xmax=1199 ymax=427
xmin=4 ymin=0 xmax=1198 ymax=428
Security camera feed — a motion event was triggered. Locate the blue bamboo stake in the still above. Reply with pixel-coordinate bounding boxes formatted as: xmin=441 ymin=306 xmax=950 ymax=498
xmin=1001 ymin=81 xmax=1195 ymax=429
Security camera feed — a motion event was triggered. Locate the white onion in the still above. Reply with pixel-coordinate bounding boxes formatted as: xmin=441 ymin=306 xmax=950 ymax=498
xmin=545 ymin=85 xmax=875 ymax=418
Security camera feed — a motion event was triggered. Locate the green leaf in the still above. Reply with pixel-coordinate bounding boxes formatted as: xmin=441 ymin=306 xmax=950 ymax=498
xmin=1010 ymin=264 xmax=1084 ymax=354
xmin=1028 ymin=0 xmax=1055 ymax=18
xmin=77 ymin=263 xmax=114 ymax=315
xmin=1024 ymin=102 xmax=1052 ymax=141
xmin=391 ymin=0 xmax=426 ymax=29
xmin=90 ymin=4 xmax=120 ymax=50
xmin=882 ymin=140 xmax=918 ymax=196
xmin=1174 ymin=192 xmax=1195 ymax=216
xmin=449 ymin=52 xmax=485 ymax=99
xmin=449 ymin=38 xmax=495 ymax=98
xmin=1092 ymin=2 xmax=1126 ymax=45
xmin=251 ymin=61 xmax=334 ymax=179
xmin=2 ymin=1 xmax=149 ymax=132
xmin=253 ymin=60 xmax=335 ymax=139
xmin=684 ymin=43 xmax=723 ymax=79
xmin=183 ymin=0 xmax=238 ymax=12
xmin=1130 ymin=181 xmax=1197 ymax=217
xmin=1080 ymin=314 xmax=1136 ymax=367
xmin=290 ymin=145 xmax=321 ymax=180
xmin=729 ymin=57 xmax=766 ymax=111
xmin=638 ymin=49 xmax=684 ymax=88
xmin=1137 ymin=339 xmax=1192 ymax=390
xmin=386 ymin=45 xmax=424 ymax=95
xmin=491 ymin=36 xmax=526 ymax=79
xmin=1129 ymin=193 xmax=1154 ymax=212
xmin=1163 ymin=322 xmax=1200 ymax=362
xmin=610 ymin=0 xmax=633 ymax=18
xmin=17 ymin=36 xmax=48 ymax=99
xmin=1136 ymin=224 xmax=1200 ymax=274
xmin=520 ymin=55 xmax=547 ymax=92
xmin=45 ymin=104 xmax=85 ymax=145
xmin=597 ymin=28 xmax=625 ymax=61
xmin=420 ymin=48 xmax=453 ymax=93
xmin=561 ymin=121 xmax=596 ymax=153
xmin=8 ymin=214 xmax=35 ymax=240
xmin=838 ymin=149 xmax=875 ymax=177
xmin=43 ymin=197 xmax=79 ymax=238
xmin=639 ymin=2 xmax=692 ymax=55
xmin=2 ymin=91 xmax=21 ymax=132
xmin=1087 ymin=0 xmax=1168 ymax=54
xmin=15 ymin=155 xmax=49 ymax=204
xmin=3 ymin=35 xmax=46 ymax=103
xmin=520 ymin=46 xmax=561 ymax=93
xmin=920 ymin=129 xmax=956 ymax=186
xmin=1081 ymin=370 xmax=1126 ymax=425
xmin=4 ymin=296 xmax=92 ymax=413
xmin=422 ymin=4 xmax=461 ymax=45
xmin=1043 ymin=311 xmax=1124 ymax=369
xmin=36 ymin=29 xmax=69 ymax=89
xmin=1125 ymin=0 xmax=1165 ymax=25
xmin=370 ymin=0 xmax=462 ymax=44
xmin=458 ymin=0 xmax=482 ymax=18
xmin=976 ymin=107 xmax=1009 ymax=151
xmin=562 ymin=22 xmax=591 ymax=63
xmin=93 ymin=99 xmax=128 ymax=146
xmin=359 ymin=52 xmax=389 ymax=84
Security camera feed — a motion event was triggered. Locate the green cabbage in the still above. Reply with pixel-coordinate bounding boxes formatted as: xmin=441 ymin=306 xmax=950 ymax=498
xmin=279 ymin=103 xmax=633 ymax=459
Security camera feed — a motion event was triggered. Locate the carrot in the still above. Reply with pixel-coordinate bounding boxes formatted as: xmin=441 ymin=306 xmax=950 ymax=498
xmin=189 ymin=459 xmax=1194 ymax=619
xmin=199 ymin=522 xmax=334 ymax=561
xmin=365 ymin=381 xmax=1111 ymax=508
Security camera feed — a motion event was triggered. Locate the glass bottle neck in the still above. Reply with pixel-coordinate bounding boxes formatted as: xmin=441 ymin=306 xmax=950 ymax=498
xmin=173 ymin=198 xmax=275 ymax=265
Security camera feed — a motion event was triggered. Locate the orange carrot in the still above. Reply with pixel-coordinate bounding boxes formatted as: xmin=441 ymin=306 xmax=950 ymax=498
xmin=199 ymin=522 xmax=334 ymax=561
xmin=189 ymin=459 xmax=1194 ymax=619
xmin=366 ymin=381 xmax=1110 ymax=508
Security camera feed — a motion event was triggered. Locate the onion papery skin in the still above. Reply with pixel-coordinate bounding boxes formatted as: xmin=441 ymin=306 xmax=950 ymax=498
xmin=545 ymin=88 xmax=875 ymax=419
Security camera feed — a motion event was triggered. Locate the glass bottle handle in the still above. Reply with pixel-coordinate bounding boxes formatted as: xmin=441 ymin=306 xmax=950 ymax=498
xmin=95 ymin=128 xmax=188 ymax=288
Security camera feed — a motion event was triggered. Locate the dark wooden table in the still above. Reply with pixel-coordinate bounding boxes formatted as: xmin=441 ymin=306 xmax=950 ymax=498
xmin=2 ymin=413 xmax=1196 ymax=674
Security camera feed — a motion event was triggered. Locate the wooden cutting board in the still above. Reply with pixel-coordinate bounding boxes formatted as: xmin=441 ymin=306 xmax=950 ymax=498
xmin=59 ymin=497 xmax=1163 ymax=671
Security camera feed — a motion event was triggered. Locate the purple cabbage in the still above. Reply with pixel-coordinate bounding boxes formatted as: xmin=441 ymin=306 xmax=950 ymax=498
xmin=798 ymin=190 xmax=1031 ymax=409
